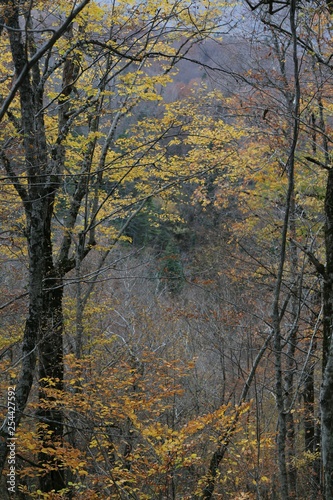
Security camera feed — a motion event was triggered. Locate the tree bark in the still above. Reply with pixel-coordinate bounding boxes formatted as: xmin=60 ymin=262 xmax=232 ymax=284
xmin=0 ymin=2 xmax=79 ymax=491
xmin=321 ymin=167 xmax=333 ymax=500
xmin=38 ymin=267 xmax=65 ymax=492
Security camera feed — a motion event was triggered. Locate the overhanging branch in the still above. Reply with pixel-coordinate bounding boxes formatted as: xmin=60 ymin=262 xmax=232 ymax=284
xmin=0 ymin=0 xmax=91 ymax=122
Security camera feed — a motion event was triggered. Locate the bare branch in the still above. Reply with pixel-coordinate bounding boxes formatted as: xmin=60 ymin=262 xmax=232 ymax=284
xmin=290 ymin=238 xmax=326 ymax=278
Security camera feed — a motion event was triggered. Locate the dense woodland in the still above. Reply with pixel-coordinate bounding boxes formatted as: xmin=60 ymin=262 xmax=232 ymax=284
xmin=1 ymin=0 xmax=333 ymax=498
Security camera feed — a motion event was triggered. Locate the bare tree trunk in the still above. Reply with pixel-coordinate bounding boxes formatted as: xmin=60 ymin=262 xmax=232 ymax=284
xmin=0 ymin=0 xmax=46 ymax=473
xmin=284 ymin=198 xmax=299 ymax=498
xmin=303 ymin=351 xmax=322 ymax=498
xmin=38 ymin=270 xmax=65 ymax=492
xmin=0 ymin=2 xmax=84 ymax=491
xmin=321 ymin=167 xmax=333 ymax=500
xmin=273 ymin=3 xmax=300 ymax=497
xmin=273 ymin=320 xmax=290 ymax=499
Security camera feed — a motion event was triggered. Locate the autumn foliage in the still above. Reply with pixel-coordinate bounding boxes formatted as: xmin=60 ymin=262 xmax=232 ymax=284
xmin=1 ymin=0 xmax=333 ymax=498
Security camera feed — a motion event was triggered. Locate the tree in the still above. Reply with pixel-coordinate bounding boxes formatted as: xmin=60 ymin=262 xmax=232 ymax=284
xmin=0 ymin=0 xmax=239 ymax=494
xmin=189 ymin=0 xmax=331 ymax=496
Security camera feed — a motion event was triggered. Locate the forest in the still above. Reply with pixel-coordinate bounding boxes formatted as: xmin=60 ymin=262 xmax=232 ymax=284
xmin=0 ymin=0 xmax=333 ymax=498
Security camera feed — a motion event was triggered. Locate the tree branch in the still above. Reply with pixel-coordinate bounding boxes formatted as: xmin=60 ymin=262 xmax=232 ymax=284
xmin=0 ymin=147 xmax=28 ymax=203
xmin=289 ymin=238 xmax=326 ymax=278
xmin=0 ymin=0 xmax=91 ymax=122
xmin=305 ymin=155 xmax=331 ymax=171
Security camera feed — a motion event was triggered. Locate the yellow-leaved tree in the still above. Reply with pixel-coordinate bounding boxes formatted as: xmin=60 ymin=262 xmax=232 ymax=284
xmin=0 ymin=0 xmax=245 ymax=496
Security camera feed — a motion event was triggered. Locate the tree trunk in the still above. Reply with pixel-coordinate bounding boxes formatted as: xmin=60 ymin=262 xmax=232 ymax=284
xmin=0 ymin=205 xmax=43 ymax=472
xmin=38 ymin=270 xmax=65 ymax=492
xmin=284 ymin=191 xmax=300 ymax=497
xmin=0 ymin=2 xmax=66 ymax=491
xmin=321 ymin=167 xmax=333 ymax=500
xmin=303 ymin=354 xmax=322 ymax=498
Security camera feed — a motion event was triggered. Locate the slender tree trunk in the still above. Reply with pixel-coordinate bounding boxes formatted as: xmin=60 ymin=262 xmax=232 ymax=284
xmin=273 ymin=320 xmax=290 ymax=499
xmin=274 ymin=3 xmax=300 ymax=497
xmin=303 ymin=353 xmax=322 ymax=498
xmin=303 ymin=367 xmax=315 ymax=452
xmin=284 ymin=199 xmax=299 ymax=498
xmin=321 ymin=168 xmax=333 ymax=500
